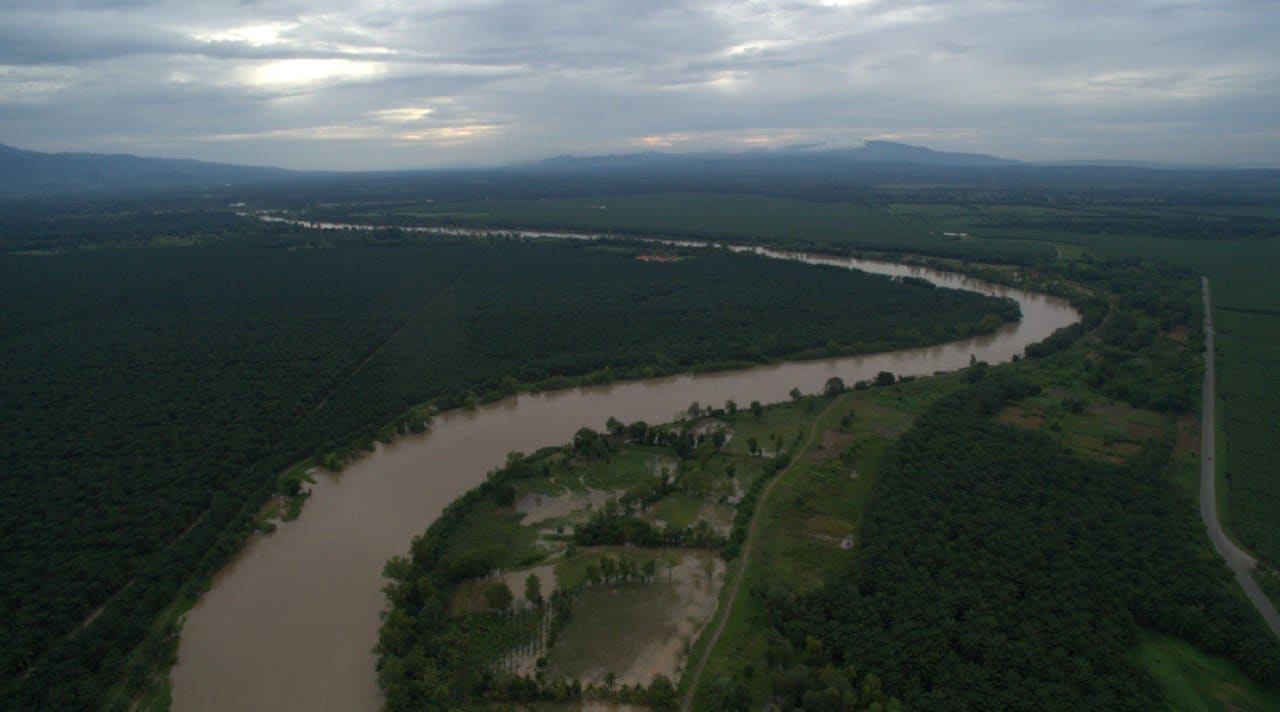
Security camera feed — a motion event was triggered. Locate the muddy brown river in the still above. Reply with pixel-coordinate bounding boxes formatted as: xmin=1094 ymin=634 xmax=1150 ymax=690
xmin=170 ymin=249 xmax=1078 ymax=711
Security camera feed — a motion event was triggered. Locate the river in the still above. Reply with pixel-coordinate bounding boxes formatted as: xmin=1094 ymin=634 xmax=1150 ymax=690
xmin=169 ymin=245 xmax=1078 ymax=712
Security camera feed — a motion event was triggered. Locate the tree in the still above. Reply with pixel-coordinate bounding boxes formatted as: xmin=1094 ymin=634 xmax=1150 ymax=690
xmin=493 ymin=482 xmax=516 ymax=506
xmin=628 ymin=420 xmax=649 ymax=443
xmin=484 ymin=582 xmax=513 ymax=611
xmin=789 ymin=387 xmax=803 ymax=402
xmin=605 ymin=416 xmax=624 ymax=438
xmin=524 ymin=573 xmax=543 ymax=608
xmin=824 ymin=376 xmax=846 ymax=396
xmin=748 ymin=437 xmax=759 ymax=455
xmin=750 ymin=401 xmax=763 ymax=420
xmin=647 ymin=674 xmax=678 ymax=709
xmin=725 ymin=400 xmax=738 ymax=416
xmin=686 ymin=401 xmax=702 ymax=419
xmin=875 ymin=370 xmax=896 ymax=387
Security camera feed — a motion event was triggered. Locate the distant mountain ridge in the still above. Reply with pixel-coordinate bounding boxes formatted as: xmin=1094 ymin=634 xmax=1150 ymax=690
xmin=0 ymin=143 xmax=295 ymax=196
xmin=532 ymin=140 xmax=1021 ymax=171
xmin=0 ymin=139 xmax=1260 ymax=198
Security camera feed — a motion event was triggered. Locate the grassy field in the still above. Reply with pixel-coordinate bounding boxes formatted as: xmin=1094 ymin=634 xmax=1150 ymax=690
xmin=686 ymin=377 xmax=963 ymax=705
xmin=1135 ymin=630 xmax=1280 ymax=712
xmin=994 ymin=392 xmax=1172 ymax=464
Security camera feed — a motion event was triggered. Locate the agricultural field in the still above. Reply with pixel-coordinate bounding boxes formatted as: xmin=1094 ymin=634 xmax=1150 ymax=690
xmin=686 ymin=375 xmax=960 ymax=705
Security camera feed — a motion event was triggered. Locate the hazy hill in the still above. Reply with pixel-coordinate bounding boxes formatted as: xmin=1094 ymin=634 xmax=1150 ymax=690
xmin=531 ymin=140 xmax=1021 ymax=172
xmin=0 ymin=143 xmax=295 ymax=196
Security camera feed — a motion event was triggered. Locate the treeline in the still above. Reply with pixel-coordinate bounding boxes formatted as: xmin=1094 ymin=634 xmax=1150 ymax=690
xmin=974 ymin=213 xmax=1277 ymax=241
xmin=765 ymin=374 xmax=1280 ymax=710
xmin=1 ymin=229 xmax=1015 ymax=707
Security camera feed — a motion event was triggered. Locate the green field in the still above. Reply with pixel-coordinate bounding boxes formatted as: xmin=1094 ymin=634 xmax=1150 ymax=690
xmin=688 ymin=378 xmax=959 ymax=706
xmin=313 ymin=192 xmax=1057 ymax=260
xmin=1135 ymin=631 xmax=1280 ymax=712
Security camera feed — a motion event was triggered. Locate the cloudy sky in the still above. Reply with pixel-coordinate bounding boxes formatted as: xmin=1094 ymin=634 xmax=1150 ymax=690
xmin=2 ymin=0 xmax=1277 ymax=169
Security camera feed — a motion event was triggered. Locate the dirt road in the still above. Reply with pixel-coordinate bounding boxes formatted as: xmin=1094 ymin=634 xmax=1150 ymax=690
xmin=679 ymin=398 xmax=840 ymax=711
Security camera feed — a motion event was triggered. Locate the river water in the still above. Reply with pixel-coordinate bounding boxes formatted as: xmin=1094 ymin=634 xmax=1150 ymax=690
xmin=170 ymin=247 xmax=1077 ymax=712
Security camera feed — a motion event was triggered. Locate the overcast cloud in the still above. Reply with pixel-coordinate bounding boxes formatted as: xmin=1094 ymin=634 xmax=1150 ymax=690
xmin=1 ymin=0 xmax=1277 ymax=169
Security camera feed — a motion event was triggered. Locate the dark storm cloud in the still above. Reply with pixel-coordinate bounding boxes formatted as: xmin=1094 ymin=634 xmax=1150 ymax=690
xmin=1 ymin=0 xmax=1277 ymax=168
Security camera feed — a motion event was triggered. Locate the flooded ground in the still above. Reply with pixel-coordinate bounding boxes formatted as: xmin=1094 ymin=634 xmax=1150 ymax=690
xmin=170 ymin=249 xmax=1078 ymax=712
xmin=545 ymin=553 xmax=726 ymax=686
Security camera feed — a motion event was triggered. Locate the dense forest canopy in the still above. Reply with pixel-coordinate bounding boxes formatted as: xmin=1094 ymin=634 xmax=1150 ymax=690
xmin=778 ymin=374 xmax=1280 ymax=710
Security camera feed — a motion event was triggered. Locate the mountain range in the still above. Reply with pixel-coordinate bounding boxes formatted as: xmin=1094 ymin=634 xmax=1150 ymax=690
xmin=0 ymin=143 xmax=294 ymax=197
xmin=0 ymin=139 xmax=1255 ymax=197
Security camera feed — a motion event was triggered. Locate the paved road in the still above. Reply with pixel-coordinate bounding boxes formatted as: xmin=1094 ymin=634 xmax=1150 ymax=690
xmin=1199 ymin=277 xmax=1280 ymax=639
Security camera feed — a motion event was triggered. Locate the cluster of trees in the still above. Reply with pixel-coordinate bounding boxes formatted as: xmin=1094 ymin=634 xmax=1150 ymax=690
xmin=701 ymin=633 xmax=899 ymax=711
xmin=483 ymin=671 xmax=682 ymax=710
xmin=575 ymin=507 xmax=724 ymax=549
xmin=581 ymin=555 xmax=660 ymax=586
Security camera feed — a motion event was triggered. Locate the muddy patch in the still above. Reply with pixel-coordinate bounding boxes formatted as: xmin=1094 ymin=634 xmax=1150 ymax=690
xmin=809 ymin=429 xmax=857 ymax=463
xmin=517 ymin=488 xmax=617 ymax=526
xmin=994 ymin=406 xmax=1044 ymax=430
xmin=544 ymin=553 xmax=725 ymax=686
xmin=1172 ymin=414 xmax=1200 ymax=460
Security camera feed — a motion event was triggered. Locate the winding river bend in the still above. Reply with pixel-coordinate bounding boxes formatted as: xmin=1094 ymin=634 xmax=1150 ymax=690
xmin=170 ymin=244 xmax=1079 ymax=712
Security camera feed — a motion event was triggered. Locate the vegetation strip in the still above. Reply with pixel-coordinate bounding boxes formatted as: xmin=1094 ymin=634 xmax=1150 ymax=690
xmin=679 ymin=397 xmax=841 ymax=711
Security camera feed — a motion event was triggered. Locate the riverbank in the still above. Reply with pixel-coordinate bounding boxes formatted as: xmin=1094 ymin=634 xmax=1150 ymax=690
xmin=167 ymin=247 xmax=1077 ymax=711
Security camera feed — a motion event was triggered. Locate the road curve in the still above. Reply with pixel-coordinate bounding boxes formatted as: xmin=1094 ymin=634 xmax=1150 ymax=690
xmin=1199 ymin=277 xmax=1280 ymax=638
